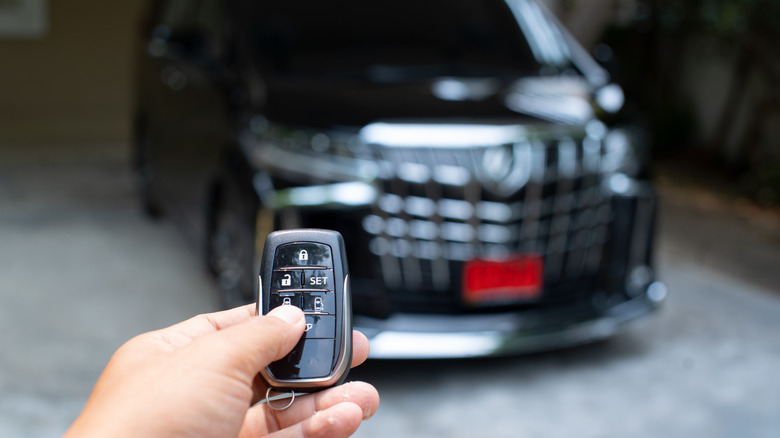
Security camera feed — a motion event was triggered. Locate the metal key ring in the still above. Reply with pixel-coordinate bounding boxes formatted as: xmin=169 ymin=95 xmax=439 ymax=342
xmin=265 ymin=387 xmax=296 ymax=411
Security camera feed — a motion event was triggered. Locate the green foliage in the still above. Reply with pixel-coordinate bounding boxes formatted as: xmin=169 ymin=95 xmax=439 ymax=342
xmin=655 ymin=0 xmax=780 ymax=41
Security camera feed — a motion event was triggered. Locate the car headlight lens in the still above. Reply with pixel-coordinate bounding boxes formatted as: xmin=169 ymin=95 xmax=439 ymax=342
xmin=243 ymin=115 xmax=378 ymax=183
xmin=602 ymin=127 xmax=641 ymax=177
xmin=593 ymin=125 xmax=647 ymax=196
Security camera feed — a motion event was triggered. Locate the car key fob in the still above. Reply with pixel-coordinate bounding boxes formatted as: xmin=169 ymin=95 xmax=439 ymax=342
xmin=257 ymin=229 xmax=352 ymax=393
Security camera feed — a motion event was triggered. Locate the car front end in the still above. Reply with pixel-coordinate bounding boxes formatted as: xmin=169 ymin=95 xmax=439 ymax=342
xmin=228 ymin=0 xmax=665 ymax=358
xmin=238 ymin=114 xmax=665 ymax=358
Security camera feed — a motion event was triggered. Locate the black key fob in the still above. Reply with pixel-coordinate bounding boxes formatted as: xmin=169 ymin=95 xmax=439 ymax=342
xmin=257 ymin=229 xmax=352 ymax=393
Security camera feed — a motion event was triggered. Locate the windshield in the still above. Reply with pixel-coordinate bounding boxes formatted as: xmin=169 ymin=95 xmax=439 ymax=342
xmin=239 ymin=0 xmax=540 ymax=78
xmin=230 ymin=0 xmax=590 ymax=126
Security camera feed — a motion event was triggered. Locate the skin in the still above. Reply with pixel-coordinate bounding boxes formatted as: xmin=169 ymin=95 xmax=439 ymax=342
xmin=65 ymin=304 xmax=379 ymax=438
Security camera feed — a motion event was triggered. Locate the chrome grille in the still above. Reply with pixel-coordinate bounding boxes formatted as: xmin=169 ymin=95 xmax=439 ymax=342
xmin=362 ymin=135 xmax=612 ymax=300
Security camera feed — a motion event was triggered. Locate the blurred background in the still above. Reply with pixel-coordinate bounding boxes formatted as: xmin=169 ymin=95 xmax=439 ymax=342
xmin=1 ymin=0 xmax=778 ymax=436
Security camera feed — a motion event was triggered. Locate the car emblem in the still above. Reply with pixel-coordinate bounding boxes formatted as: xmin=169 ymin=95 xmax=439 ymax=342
xmin=478 ymin=142 xmax=532 ymax=196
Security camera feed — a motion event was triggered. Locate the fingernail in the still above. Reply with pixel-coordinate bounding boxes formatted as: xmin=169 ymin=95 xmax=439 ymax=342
xmin=268 ymin=305 xmax=304 ymax=325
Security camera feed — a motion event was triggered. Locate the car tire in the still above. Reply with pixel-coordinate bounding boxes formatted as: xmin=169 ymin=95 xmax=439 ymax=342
xmin=207 ymin=182 xmax=259 ymax=309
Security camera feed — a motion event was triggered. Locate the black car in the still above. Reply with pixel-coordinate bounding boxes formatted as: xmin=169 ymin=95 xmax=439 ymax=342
xmin=132 ymin=0 xmax=666 ymax=358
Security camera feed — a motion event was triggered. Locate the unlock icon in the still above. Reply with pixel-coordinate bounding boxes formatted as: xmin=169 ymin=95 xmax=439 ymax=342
xmin=281 ymin=273 xmax=292 ymax=287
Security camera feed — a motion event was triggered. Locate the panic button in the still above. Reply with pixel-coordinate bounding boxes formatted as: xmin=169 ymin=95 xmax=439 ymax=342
xmin=270 ymin=339 xmax=336 ymax=379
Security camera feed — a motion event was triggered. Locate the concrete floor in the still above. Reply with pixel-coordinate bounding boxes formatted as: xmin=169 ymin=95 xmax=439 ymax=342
xmin=1 ymin=142 xmax=778 ymax=437
xmin=0 ymin=143 xmax=219 ymax=435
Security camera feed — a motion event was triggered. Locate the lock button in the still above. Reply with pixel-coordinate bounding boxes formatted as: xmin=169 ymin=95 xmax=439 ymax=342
xmin=274 ymin=243 xmax=333 ymax=269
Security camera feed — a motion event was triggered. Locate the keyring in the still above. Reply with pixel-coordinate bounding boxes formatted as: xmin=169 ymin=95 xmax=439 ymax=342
xmin=265 ymin=387 xmax=296 ymax=411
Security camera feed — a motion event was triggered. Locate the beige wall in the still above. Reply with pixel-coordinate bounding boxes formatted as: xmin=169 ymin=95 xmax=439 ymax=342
xmin=0 ymin=0 xmax=145 ymax=145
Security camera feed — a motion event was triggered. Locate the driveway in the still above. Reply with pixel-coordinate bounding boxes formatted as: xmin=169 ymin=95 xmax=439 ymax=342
xmin=0 ymin=143 xmax=778 ymax=437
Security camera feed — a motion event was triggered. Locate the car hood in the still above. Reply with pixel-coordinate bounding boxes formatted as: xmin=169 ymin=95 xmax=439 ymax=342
xmin=262 ymin=73 xmax=600 ymax=129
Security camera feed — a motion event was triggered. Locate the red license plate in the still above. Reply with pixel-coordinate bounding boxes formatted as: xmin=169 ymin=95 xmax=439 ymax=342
xmin=462 ymin=254 xmax=544 ymax=305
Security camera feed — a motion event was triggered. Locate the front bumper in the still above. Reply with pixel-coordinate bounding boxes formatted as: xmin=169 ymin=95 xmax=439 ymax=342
xmin=355 ymin=281 xmax=667 ymax=359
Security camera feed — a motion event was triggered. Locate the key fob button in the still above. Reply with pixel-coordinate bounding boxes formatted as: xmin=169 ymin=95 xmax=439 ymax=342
xmin=303 ymin=292 xmax=335 ymax=314
xmin=273 ymin=271 xmax=301 ymax=290
xmin=269 ymin=292 xmax=302 ymax=309
xmin=303 ymin=270 xmax=335 ymax=290
xmin=270 ymin=339 xmax=336 ymax=379
xmin=304 ymin=314 xmax=335 ymax=338
xmin=274 ymin=243 xmax=333 ymax=269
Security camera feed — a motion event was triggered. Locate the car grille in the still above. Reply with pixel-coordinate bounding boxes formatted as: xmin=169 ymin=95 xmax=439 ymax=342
xmin=360 ymin=135 xmax=613 ymax=307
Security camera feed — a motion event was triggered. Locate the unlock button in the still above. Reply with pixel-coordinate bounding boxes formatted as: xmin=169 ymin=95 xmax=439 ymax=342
xmin=272 ymin=271 xmax=301 ymax=290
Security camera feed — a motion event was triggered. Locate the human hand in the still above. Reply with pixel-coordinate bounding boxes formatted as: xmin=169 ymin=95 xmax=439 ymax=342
xmin=65 ymin=304 xmax=379 ymax=438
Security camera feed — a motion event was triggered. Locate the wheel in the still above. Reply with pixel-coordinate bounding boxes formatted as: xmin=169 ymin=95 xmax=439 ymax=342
xmin=132 ymin=116 xmax=163 ymax=219
xmin=207 ymin=183 xmax=259 ymax=309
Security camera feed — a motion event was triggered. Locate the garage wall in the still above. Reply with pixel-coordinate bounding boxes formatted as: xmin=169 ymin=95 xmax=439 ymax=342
xmin=0 ymin=0 xmax=145 ymax=146
xmin=0 ymin=0 xmax=606 ymax=148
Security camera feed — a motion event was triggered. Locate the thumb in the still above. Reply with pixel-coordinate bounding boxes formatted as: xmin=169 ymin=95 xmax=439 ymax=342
xmin=190 ymin=305 xmax=306 ymax=383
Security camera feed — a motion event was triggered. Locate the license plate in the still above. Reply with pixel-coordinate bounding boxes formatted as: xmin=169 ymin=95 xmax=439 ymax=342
xmin=462 ymin=254 xmax=544 ymax=306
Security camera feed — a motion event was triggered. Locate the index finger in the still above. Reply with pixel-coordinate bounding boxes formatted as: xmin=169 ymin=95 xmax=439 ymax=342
xmin=156 ymin=303 xmax=257 ymax=348
xmin=157 ymin=304 xmax=371 ymax=362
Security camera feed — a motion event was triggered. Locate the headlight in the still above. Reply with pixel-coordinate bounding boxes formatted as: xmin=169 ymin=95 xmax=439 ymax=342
xmin=601 ymin=127 xmax=641 ymax=177
xmin=595 ymin=124 xmax=646 ymax=196
xmin=243 ymin=116 xmax=378 ymax=183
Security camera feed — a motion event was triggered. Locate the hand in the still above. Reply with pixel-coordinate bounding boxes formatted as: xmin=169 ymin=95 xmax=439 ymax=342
xmin=65 ymin=304 xmax=379 ymax=438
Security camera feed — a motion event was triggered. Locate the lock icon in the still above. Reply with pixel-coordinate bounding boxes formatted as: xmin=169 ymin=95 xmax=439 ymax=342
xmin=299 ymin=250 xmax=309 ymax=261
xmin=281 ymin=273 xmax=292 ymax=287
xmin=283 ymin=297 xmax=292 ymax=306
